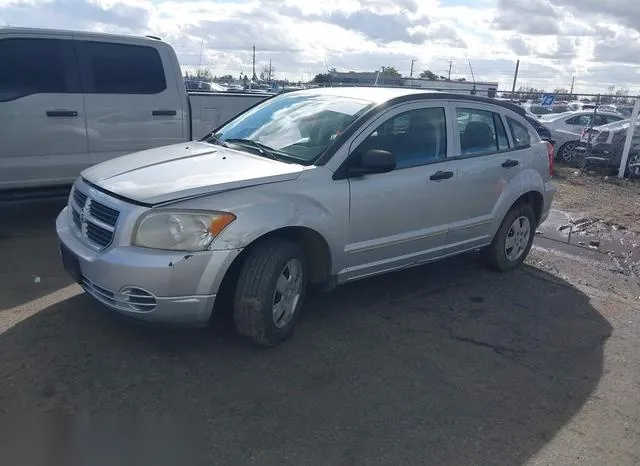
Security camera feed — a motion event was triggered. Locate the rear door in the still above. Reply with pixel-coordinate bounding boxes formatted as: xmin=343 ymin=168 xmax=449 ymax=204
xmin=0 ymin=34 xmax=87 ymax=190
xmin=446 ymin=104 xmax=526 ymax=252
xmin=75 ymin=38 xmax=185 ymax=165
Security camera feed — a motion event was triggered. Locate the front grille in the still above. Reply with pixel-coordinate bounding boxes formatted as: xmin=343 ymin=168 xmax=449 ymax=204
xmin=70 ymin=186 xmax=120 ymax=249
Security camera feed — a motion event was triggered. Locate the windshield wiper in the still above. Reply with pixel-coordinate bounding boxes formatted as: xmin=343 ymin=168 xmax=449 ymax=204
xmin=224 ymin=138 xmax=285 ymax=160
xmin=203 ymin=133 xmax=229 ymax=148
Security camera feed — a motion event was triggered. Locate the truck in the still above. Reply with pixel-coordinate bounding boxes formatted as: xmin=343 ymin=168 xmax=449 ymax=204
xmin=0 ymin=27 xmax=272 ymax=194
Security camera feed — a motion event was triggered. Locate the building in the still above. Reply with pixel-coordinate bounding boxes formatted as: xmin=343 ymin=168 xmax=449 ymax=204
xmin=330 ymin=72 xmax=498 ymax=97
xmin=403 ymin=78 xmax=498 ymax=97
xmin=333 ymin=71 xmax=404 ymax=87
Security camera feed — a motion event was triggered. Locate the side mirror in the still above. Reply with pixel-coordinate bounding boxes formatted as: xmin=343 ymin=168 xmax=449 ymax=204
xmin=349 ymin=149 xmax=396 ymax=177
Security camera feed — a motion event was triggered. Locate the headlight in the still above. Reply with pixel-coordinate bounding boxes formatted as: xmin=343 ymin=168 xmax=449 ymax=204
xmin=133 ymin=211 xmax=236 ymax=251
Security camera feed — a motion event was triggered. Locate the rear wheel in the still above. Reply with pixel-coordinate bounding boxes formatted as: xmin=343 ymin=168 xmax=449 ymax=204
xmin=625 ymin=153 xmax=640 ymax=178
xmin=233 ymin=238 xmax=308 ymax=346
xmin=481 ymin=203 xmax=536 ymax=272
xmin=556 ymin=141 xmax=582 ymax=165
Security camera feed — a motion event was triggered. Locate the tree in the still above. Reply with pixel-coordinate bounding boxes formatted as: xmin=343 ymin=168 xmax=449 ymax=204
xmin=194 ymin=68 xmax=214 ymax=81
xmin=380 ymin=66 xmax=400 ymax=77
xmin=312 ymin=73 xmax=331 ymax=84
xmin=419 ymin=69 xmax=438 ymax=80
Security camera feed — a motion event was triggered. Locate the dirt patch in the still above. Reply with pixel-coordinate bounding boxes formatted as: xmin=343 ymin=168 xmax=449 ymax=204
xmin=553 ymin=166 xmax=640 ymax=233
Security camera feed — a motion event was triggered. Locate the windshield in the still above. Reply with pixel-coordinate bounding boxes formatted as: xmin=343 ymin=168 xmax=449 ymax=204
xmin=209 ymin=93 xmax=374 ymax=164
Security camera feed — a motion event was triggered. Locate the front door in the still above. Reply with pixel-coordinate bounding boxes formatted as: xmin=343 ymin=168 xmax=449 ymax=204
xmin=0 ymin=35 xmax=88 ymax=190
xmin=75 ymin=39 xmax=185 ymax=165
xmin=344 ymin=103 xmax=457 ymax=280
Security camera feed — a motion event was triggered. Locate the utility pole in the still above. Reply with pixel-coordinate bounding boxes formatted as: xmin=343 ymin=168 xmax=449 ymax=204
xmin=570 ymin=75 xmax=575 ymax=96
xmin=447 ymin=59 xmax=453 ymax=81
xmin=410 ymin=59 xmax=416 ymax=78
xmin=268 ymin=59 xmax=272 ymax=83
xmin=510 ymin=59 xmax=520 ymax=101
xmin=251 ymin=44 xmax=257 ymax=81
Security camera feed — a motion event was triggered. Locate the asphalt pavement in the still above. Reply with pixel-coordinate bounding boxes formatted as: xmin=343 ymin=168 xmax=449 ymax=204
xmin=0 ymin=198 xmax=638 ymax=466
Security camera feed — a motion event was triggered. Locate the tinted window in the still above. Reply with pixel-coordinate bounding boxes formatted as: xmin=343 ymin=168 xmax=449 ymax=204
xmin=0 ymin=38 xmax=79 ymax=101
xmin=77 ymin=41 xmax=166 ymax=94
xmin=357 ymin=107 xmax=447 ymax=169
xmin=604 ymin=114 xmax=624 ymax=124
xmin=456 ymin=108 xmax=509 ymax=155
xmin=507 ymin=117 xmax=531 ymax=148
xmin=566 ymin=115 xmax=591 ymax=126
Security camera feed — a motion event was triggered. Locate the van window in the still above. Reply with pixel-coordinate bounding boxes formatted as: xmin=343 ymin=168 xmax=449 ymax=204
xmin=507 ymin=117 xmax=531 ymax=148
xmin=77 ymin=41 xmax=166 ymax=94
xmin=456 ymin=108 xmax=509 ymax=155
xmin=356 ymin=107 xmax=447 ymax=169
xmin=0 ymin=38 xmax=80 ymax=102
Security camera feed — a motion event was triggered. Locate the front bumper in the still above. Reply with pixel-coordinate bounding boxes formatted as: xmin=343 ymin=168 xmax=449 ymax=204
xmin=56 ymin=206 xmax=242 ymax=326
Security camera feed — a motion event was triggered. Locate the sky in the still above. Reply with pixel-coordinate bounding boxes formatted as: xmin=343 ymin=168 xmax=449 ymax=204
xmin=1 ymin=0 xmax=639 ymax=94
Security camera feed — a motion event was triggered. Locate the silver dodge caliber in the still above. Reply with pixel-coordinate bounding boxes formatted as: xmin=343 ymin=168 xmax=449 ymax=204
xmin=56 ymin=87 xmax=557 ymax=346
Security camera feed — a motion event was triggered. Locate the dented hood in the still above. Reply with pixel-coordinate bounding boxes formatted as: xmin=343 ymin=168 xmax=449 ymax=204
xmin=81 ymin=142 xmax=304 ymax=204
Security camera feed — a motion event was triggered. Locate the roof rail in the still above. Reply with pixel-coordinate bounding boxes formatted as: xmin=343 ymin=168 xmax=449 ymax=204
xmin=145 ymin=35 xmax=161 ymax=40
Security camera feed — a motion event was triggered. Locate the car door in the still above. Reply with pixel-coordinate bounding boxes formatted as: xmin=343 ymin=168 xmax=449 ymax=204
xmin=75 ymin=38 xmax=185 ymax=165
xmin=0 ymin=34 xmax=88 ymax=190
xmin=446 ymin=104 xmax=526 ymax=253
xmin=343 ymin=102 xmax=458 ymax=280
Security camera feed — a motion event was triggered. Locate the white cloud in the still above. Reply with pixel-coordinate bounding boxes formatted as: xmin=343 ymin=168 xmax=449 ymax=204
xmin=0 ymin=0 xmax=638 ymax=93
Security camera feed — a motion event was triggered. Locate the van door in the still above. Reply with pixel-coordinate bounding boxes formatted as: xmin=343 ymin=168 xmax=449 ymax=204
xmin=75 ymin=39 xmax=184 ymax=165
xmin=344 ymin=102 xmax=457 ymax=280
xmin=446 ymin=105 xmax=525 ymax=253
xmin=0 ymin=35 xmax=87 ymax=190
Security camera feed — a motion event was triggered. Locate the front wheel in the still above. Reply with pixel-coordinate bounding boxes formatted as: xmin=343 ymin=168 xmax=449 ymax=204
xmin=481 ymin=203 xmax=536 ymax=272
xmin=233 ymin=238 xmax=308 ymax=346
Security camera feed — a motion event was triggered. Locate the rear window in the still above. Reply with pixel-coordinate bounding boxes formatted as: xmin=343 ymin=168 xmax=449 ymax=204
xmin=507 ymin=117 xmax=531 ymax=148
xmin=0 ymin=38 xmax=80 ymax=101
xmin=77 ymin=41 xmax=166 ymax=94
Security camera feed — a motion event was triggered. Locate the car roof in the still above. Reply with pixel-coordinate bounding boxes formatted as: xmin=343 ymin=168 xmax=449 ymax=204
xmin=288 ymin=86 xmax=525 ymax=113
xmin=0 ymin=26 xmax=164 ymax=46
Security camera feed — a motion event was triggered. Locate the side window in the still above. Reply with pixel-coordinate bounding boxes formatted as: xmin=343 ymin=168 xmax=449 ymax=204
xmin=507 ymin=117 xmax=531 ymax=148
xmin=77 ymin=41 xmax=166 ymax=94
xmin=356 ymin=107 xmax=447 ymax=169
xmin=0 ymin=38 xmax=79 ymax=102
xmin=456 ymin=108 xmax=507 ymax=155
xmin=604 ymin=115 xmax=624 ymax=124
xmin=493 ymin=113 xmax=510 ymax=150
xmin=566 ymin=115 xmax=591 ymax=126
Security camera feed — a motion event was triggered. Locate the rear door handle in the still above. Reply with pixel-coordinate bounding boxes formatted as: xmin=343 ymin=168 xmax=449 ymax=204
xmin=501 ymin=159 xmax=519 ymax=168
xmin=429 ymin=170 xmax=454 ymax=181
xmin=152 ymin=109 xmax=177 ymax=116
xmin=46 ymin=110 xmax=78 ymax=117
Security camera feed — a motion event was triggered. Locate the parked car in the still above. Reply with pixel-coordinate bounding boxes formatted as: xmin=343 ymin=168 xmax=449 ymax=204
xmin=575 ymin=120 xmax=640 ymax=177
xmin=492 ymin=99 xmax=553 ymax=142
xmin=0 ymin=27 xmax=270 ymax=192
xmin=56 ymin=87 xmax=556 ymax=346
xmin=538 ymin=110 xmax=625 ymax=162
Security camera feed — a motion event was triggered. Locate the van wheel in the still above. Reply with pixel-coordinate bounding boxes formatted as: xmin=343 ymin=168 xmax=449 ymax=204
xmin=233 ymin=239 xmax=308 ymax=347
xmin=481 ymin=203 xmax=536 ymax=272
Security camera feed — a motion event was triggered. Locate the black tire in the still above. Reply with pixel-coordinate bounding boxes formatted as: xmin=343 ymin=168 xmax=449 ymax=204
xmin=556 ymin=141 xmax=580 ymax=165
xmin=233 ymin=238 xmax=308 ymax=346
xmin=481 ymin=203 xmax=536 ymax=272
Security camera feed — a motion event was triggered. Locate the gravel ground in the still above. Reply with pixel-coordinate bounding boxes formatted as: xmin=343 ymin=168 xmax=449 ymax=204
xmin=0 ymin=198 xmax=639 ymax=465
xmin=553 ymin=166 xmax=640 ymax=232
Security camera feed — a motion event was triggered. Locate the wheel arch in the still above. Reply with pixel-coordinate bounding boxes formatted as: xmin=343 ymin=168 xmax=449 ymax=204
xmin=215 ymin=226 xmax=333 ymax=311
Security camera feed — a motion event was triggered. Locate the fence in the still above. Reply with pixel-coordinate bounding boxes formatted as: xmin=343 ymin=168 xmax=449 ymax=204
xmin=503 ymin=91 xmax=640 ymax=179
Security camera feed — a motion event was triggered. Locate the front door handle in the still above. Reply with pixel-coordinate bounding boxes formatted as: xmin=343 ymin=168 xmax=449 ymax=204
xmin=501 ymin=159 xmax=519 ymax=168
xmin=429 ymin=170 xmax=454 ymax=181
xmin=152 ymin=109 xmax=177 ymax=116
xmin=46 ymin=110 xmax=78 ymax=117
